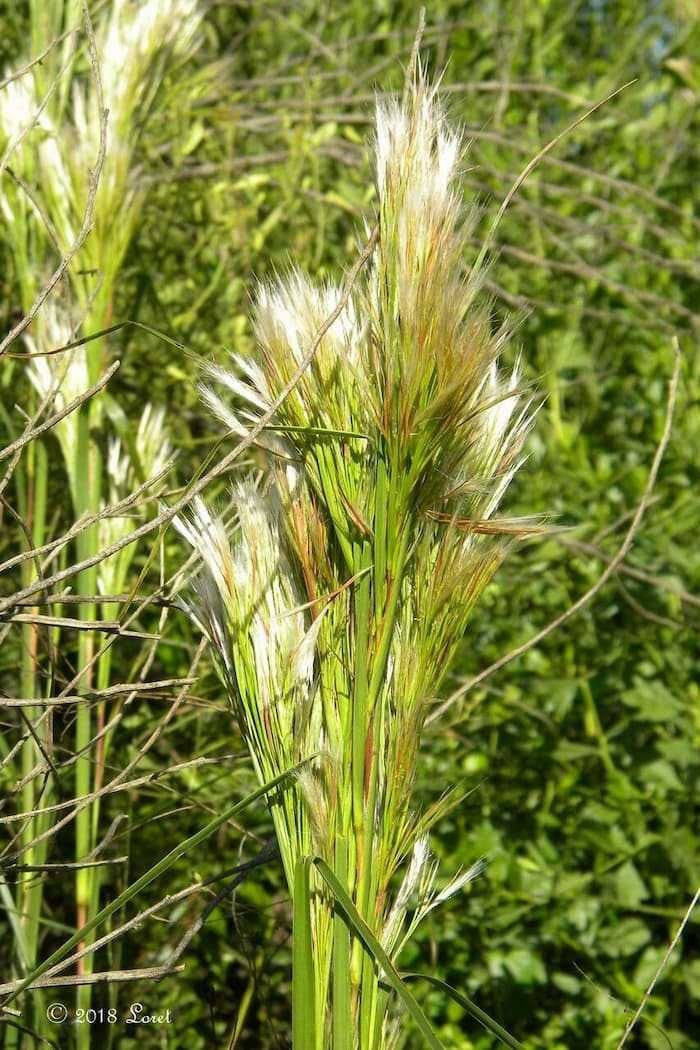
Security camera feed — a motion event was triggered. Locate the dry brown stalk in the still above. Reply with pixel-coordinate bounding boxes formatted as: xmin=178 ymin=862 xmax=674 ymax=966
xmin=0 ymin=361 xmax=120 ymax=463
xmin=0 ymin=964 xmax=185 ymax=995
xmin=616 ymin=886 xmax=700 ymax=1048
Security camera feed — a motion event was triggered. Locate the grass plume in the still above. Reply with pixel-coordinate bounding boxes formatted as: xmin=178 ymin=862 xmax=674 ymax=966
xmin=177 ymin=64 xmax=536 ymax=1048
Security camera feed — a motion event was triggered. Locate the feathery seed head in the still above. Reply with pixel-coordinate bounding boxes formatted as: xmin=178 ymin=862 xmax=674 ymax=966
xmin=25 ymin=302 xmax=87 ymax=498
xmin=179 ymin=64 xmax=540 ymax=1028
xmin=97 ymin=403 xmax=172 ymax=596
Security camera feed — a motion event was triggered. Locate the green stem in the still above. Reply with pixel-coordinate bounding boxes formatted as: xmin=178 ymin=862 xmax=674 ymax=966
xmin=15 ymin=441 xmax=50 ymax=1046
xmin=355 ymin=512 xmax=411 ymax=1043
xmin=293 ymin=856 xmax=317 ymax=1050
xmin=373 ymin=456 xmax=388 ymax=619
xmin=72 ymin=403 xmax=101 ymax=1045
xmin=332 ymin=836 xmax=352 ymax=1050
xmin=351 ymin=542 xmax=372 ymax=847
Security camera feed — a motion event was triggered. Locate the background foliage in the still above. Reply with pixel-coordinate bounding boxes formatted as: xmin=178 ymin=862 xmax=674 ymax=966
xmin=1 ymin=1 xmax=698 ymax=1048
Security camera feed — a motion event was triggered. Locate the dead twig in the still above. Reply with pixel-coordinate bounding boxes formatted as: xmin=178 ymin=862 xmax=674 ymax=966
xmin=0 ymin=677 xmax=196 ymax=709
xmin=616 ymin=886 xmax=700 ymax=1048
xmin=0 ymin=26 xmax=79 ymax=92
xmin=0 ymin=965 xmax=185 ymax=996
xmin=0 ymin=361 xmax=120 ymax=463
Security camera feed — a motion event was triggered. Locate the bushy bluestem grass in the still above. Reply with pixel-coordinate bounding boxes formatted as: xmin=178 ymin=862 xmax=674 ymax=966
xmin=0 ymin=3 xmax=199 ymax=1044
xmin=177 ymin=65 xmax=539 ymax=1049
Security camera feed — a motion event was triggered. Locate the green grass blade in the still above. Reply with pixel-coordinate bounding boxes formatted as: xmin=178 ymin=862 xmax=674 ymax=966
xmin=313 ymin=857 xmax=445 ymax=1050
xmin=292 ymin=856 xmax=317 ymax=1050
xmin=402 ymin=973 xmax=523 ymax=1049
xmin=2 ymin=761 xmax=309 ymax=1008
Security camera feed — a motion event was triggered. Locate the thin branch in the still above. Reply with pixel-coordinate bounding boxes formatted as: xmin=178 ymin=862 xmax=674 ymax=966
xmin=616 ymin=887 xmax=700 ymax=1049
xmin=10 ymin=592 xmax=178 ymax=609
xmin=0 ymin=27 xmax=79 ymax=91
xmin=0 ymin=62 xmax=68 ymax=182
xmin=0 ymin=463 xmax=168 ymax=576
xmin=0 ymin=965 xmax=184 ymax=996
xmin=0 ymin=754 xmax=240 ymax=825
xmin=0 ymin=224 xmax=379 ymax=615
xmin=1 ymin=643 xmax=206 ymax=862
xmin=13 ymin=858 xmax=126 ymax=873
xmin=557 ymin=537 xmax=700 ymax=610
xmin=5 ymin=613 xmax=121 ymax=633
xmin=39 ymin=882 xmax=205 ymax=984
xmin=0 ymin=361 xmax=120 ymax=463
xmin=615 ymin=577 xmax=684 ymax=630
xmin=472 ymin=79 xmax=637 ymax=276
xmin=0 ymin=678 xmax=196 ymax=709
xmin=161 ymin=840 xmax=279 ymax=971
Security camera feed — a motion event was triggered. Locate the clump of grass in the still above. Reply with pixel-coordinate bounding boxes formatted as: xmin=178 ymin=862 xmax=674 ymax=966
xmin=178 ymin=64 xmax=537 ymax=1049
xmin=0 ymin=2 xmax=200 ymax=1042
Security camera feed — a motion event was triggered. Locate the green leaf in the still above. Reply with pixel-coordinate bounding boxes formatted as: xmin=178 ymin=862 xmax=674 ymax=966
xmin=402 ymin=974 xmax=524 ymax=1049
xmin=683 ymin=958 xmax=700 ymax=1000
xmin=312 ymin=857 xmax=445 ymax=1050
xmin=502 ymin=947 xmax=547 ymax=985
xmin=553 ymin=740 xmax=601 ymax=762
xmin=614 ymin=861 xmax=649 ymax=908
xmin=620 ymin=680 xmax=683 ymax=722
xmin=598 ymin=918 xmax=652 ymax=958
xmin=641 ymin=759 xmax=684 ymax=792
xmin=552 ymin=972 xmax=582 ymax=994
xmin=332 ymin=836 xmax=352 ymax=1050
xmin=657 ymin=738 xmax=699 ymax=769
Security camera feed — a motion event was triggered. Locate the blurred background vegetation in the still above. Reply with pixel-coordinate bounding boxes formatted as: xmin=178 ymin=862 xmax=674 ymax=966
xmin=1 ymin=1 xmax=698 ymax=1047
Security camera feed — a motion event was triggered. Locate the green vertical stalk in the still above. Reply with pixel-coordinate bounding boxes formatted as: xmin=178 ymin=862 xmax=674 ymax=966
xmin=357 ymin=507 xmax=411 ymax=1046
xmin=292 ymin=856 xmax=317 ymax=1050
xmin=72 ymin=402 xmax=101 ymax=1041
xmin=332 ymin=835 xmax=352 ymax=1050
xmin=358 ymin=863 xmax=381 ymax=1050
xmin=373 ymin=456 xmax=388 ymax=619
xmin=371 ymin=986 xmax=390 ymax=1050
xmin=14 ymin=440 xmax=51 ymax=1048
xmin=350 ymin=539 xmax=372 ymax=837
xmin=85 ymin=646 xmax=113 ymax=999
xmin=350 ymin=538 xmax=372 ymax=1005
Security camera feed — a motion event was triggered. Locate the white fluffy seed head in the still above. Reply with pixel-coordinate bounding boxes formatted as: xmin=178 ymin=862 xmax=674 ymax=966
xmin=430 ymin=857 xmax=486 ymax=909
xmin=24 ymin=302 xmax=87 ymax=491
xmin=174 ymin=483 xmax=313 ymax=714
xmin=375 ymin=71 xmax=461 ymax=214
xmin=381 ymin=836 xmax=432 ymax=953
xmin=0 ymin=72 xmax=46 ymax=143
xmin=253 ymin=270 xmax=366 ymax=377
xmin=136 ymin=403 xmax=172 ymax=482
